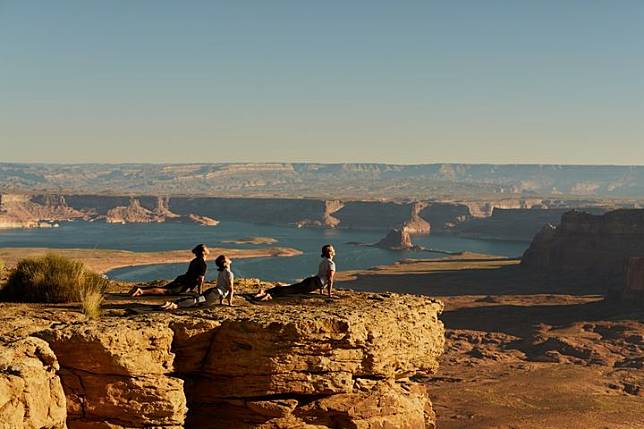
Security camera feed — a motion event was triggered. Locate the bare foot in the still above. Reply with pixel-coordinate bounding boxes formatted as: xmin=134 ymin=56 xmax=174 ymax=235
xmin=129 ymin=287 xmax=143 ymax=297
xmin=160 ymin=302 xmax=178 ymax=310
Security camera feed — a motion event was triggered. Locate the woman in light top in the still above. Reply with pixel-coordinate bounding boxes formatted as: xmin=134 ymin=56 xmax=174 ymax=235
xmin=253 ymin=244 xmax=336 ymax=301
xmin=160 ymin=254 xmax=234 ymax=310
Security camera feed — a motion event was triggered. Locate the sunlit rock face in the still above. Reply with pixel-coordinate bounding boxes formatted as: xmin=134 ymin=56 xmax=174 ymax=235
xmin=14 ymin=292 xmax=446 ymax=429
xmin=0 ymin=337 xmax=67 ymax=429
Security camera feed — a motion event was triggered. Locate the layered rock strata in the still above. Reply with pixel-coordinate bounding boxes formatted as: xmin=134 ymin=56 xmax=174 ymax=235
xmin=4 ymin=292 xmax=444 ymax=429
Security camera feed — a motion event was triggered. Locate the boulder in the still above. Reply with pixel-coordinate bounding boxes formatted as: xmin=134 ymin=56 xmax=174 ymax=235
xmin=0 ymin=337 xmax=67 ymax=429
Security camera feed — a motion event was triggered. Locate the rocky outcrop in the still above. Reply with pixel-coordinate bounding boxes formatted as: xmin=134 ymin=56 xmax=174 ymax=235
xmin=154 ymin=196 xmax=181 ymax=219
xmin=522 ymin=209 xmax=644 ymax=288
xmin=322 ymin=199 xmax=344 ymax=228
xmin=0 ymin=337 xmax=67 ymax=429
xmin=376 ymin=228 xmax=415 ymax=250
xmin=105 ymin=198 xmax=165 ymax=223
xmin=403 ymin=202 xmax=431 ymax=235
xmin=0 ymin=193 xmax=84 ymax=229
xmin=185 ymin=213 xmax=219 ymax=226
xmin=25 ymin=292 xmax=444 ymax=429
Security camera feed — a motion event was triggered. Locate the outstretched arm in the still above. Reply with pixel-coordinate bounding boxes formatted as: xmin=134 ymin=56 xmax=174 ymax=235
xmin=326 ymin=269 xmax=335 ymax=297
xmin=226 ymin=273 xmax=234 ymax=306
xmin=197 ymin=275 xmax=205 ymax=295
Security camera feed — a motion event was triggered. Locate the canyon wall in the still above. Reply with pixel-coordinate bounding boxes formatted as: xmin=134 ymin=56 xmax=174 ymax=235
xmin=454 ymin=207 xmax=608 ymax=241
xmin=522 ymin=209 xmax=644 ymax=288
xmin=2 ymin=292 xmax=445 ymax=429
xmin=0 ymin=192 xmax=620 ymax=240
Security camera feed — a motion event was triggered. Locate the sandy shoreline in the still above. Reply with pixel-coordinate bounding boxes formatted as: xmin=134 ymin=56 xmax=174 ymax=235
xmin=0 ymin=246 xmax=303 ymax=274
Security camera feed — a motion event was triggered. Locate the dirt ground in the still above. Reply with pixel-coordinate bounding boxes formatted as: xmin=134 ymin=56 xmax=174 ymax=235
xmin=337 ymin=254 xmax=644 ymax=429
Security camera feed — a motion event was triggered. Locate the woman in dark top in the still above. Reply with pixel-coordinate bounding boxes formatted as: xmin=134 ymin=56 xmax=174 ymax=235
xmin=129 ymin=244 xmax=209 ymax=296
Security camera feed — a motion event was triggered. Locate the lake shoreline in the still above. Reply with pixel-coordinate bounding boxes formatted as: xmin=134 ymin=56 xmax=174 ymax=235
xmin=0 ymin=246 xmax=303 ymax=274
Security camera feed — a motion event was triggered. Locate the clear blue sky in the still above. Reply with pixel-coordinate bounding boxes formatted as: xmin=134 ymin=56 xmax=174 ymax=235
xmin=1 ymin=1 xmax=643 ymax=164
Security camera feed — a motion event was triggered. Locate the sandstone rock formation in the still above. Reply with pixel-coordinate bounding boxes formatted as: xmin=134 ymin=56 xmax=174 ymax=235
xmin=522 ymin=209 xmax=644 ymax=288
xmin=403 ymin=202 xmax=431 ymax=235
xmin=376 ymin=228 xmax=415 ymax=250
xmin=0 ymin=337 xmax=67 ymax=429
xmin=154 ymin=196 xmax=181 ymax=219
xmin=186 ymin=213 xmax=219 ymax=226
xmin=0 ymin=193 xmax=84 ymax=229
xmin=2 ymin=292 xmax=444 ymax=429
xmin=322 ymin=199 xmax=344 ymax=228
xmin=105 ymin=198 xmax=164 ymax=223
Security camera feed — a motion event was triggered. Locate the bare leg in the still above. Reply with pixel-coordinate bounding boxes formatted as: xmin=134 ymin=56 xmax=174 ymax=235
xmin=131 ymin=287 xmax=170 ymax=296
xmin=227 ymin=287 xmax=234 ymax=306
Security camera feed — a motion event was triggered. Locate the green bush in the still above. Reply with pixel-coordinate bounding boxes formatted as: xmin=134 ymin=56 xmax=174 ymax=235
xmin=2 ymin=253 xmax=108 ymax=303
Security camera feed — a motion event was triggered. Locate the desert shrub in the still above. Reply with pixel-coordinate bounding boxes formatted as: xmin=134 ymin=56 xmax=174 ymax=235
xmin=2 ymin=253 xmax=108 ymax=303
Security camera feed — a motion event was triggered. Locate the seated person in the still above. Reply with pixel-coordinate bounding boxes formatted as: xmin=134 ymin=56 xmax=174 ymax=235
xmin=160 ymin=254 xmax=234 ymax=310
xmin=129 ymin=244 xmax=209 ymax=296
xmin=253 ymin=244 xmax=335 ymax=301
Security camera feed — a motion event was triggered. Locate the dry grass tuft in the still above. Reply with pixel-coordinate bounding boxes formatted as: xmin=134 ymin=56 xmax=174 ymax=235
xmin=80 ymin=284 xmax=104 ymax=319
xmin=1 ymin=253 xmax=108 ymax=304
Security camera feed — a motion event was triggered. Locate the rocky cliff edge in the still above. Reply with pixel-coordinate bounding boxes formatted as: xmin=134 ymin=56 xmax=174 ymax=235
xmin=1 ymin=291 xmax=444 ymax=429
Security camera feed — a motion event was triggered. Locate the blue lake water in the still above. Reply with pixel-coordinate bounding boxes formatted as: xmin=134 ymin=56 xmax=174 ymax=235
xmin=0 ymin=221 xmax=529 ymax=283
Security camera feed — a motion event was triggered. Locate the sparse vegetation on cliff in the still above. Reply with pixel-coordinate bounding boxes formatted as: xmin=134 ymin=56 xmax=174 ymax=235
xmin=1 ymin=253 xmax=108 ymax=303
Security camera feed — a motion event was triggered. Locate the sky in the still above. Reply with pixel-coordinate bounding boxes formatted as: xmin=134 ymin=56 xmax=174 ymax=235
xmin=0 ymin=1 xmax=643 ymax=165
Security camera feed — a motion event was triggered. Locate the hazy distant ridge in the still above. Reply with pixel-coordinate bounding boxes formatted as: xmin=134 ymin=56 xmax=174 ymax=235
xmin=1 ymin=163 xmax=643 ymax=198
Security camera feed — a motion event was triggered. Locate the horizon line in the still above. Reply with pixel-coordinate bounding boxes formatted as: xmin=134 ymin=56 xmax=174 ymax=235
xmin=1 ymin=161 xmax=644 ymax=168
